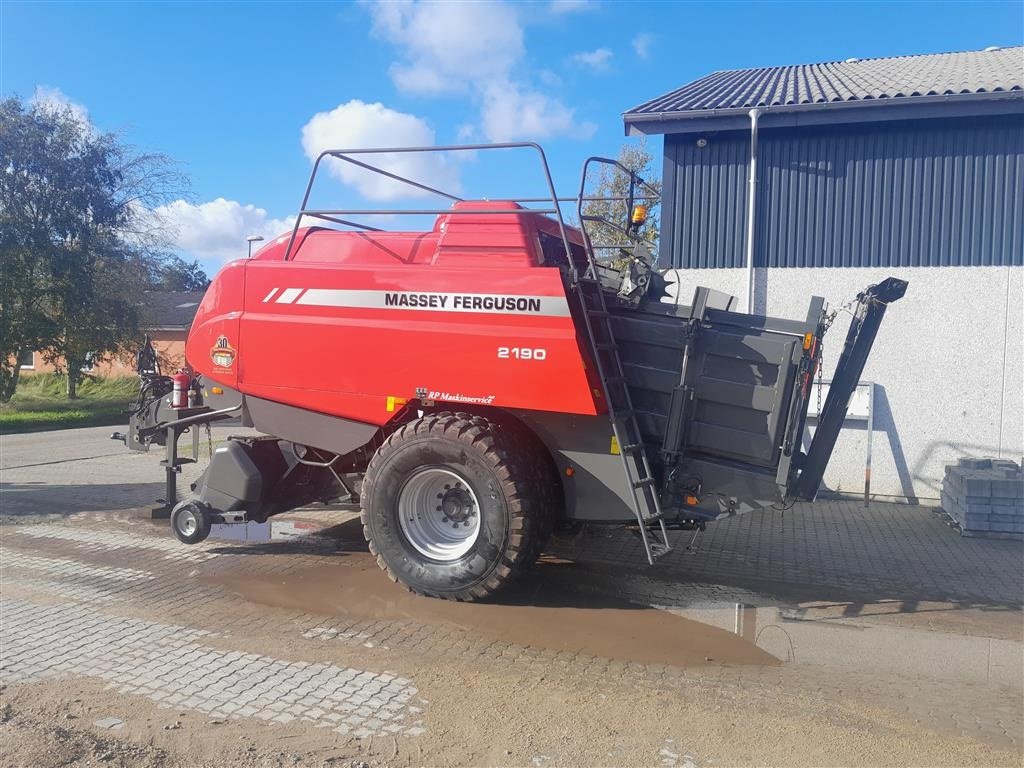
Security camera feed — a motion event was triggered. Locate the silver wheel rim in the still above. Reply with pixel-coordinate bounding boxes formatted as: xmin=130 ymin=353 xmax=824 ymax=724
xmin=177 ymin=508 xmax=198 ymax=537
xmin=398 ymin=467 xmax=481 ymax=562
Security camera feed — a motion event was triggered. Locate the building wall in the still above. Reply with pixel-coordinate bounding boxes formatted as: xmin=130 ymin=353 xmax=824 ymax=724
xmin=660 ymin=113 xmax=1023 ymax=269
xmin=657 ymin=111 xmax=1023 ymax=502
xmin=664 ymin=265 xmax=1023 ymax=502
xmin=19 ymin=330 xmax=188 ymax=378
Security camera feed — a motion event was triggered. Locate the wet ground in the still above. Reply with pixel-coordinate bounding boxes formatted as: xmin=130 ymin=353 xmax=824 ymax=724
xmin=1 ymin=427 xmax=1023 ymax=766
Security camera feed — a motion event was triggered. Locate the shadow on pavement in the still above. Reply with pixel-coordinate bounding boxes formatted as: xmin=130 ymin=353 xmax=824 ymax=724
xmin=0 ymin=481 xmax=164 ymax=518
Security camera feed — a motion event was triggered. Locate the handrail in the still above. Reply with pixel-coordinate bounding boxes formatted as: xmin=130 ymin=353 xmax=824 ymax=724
xmin=574 ymin=156 xmax=662 ymax=281
xmin=301 ymin=208 xmax=560 ymax=216
xmin=281 ymin=143 xmax=574 ymax=269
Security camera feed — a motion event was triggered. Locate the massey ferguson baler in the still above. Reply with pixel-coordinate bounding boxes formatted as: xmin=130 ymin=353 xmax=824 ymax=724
xmin=116 ymin=144 xmax=907 ymax=600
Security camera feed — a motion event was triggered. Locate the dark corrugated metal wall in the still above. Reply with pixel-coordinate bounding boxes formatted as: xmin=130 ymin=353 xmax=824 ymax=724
xmin=659 ymin=114 xmax=1023 ymax=268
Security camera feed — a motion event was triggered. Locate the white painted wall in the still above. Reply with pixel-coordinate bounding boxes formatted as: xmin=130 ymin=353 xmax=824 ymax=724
xmin=662 ymin=266 xmax=1024 ymax=502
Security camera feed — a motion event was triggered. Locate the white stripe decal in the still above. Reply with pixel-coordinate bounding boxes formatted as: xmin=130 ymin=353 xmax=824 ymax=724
xmin=275 ymin=288 xmax=304 ymax=304
xmin=262 ymin=288 xmax=279 ymax=303
xmin=294 ymin=289 xmax=570 ymax=317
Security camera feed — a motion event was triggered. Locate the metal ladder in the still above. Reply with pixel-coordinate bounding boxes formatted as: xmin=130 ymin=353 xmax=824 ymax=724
xmin=572 ymin=270 xmax=672 ymax=565
xmin=569 ymin=155 xmax=672 ymax=564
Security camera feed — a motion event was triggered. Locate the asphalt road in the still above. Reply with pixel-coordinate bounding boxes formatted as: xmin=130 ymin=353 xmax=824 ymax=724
xmin=1 ymin=423 xmax=258 ymax=519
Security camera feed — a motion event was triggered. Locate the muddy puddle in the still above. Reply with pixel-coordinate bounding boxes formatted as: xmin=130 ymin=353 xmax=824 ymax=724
xmin=205 ymin=550 xmax=778 ymax=669
xmin=200 ymin=517 xmax=1024 ymax=686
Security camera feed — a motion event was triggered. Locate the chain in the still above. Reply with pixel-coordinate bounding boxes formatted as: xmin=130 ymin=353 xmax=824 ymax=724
xmin=815 ymin=293 xmax=861 ymax=415
xmin=816 ymin=340 xmax=825 ymax=416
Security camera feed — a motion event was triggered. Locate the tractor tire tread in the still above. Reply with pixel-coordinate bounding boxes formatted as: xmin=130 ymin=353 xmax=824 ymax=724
xmin=360 ymin=410 xmax=539 ymax=601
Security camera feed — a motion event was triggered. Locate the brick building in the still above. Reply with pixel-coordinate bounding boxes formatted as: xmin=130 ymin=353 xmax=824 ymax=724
xmin=19 ymin=291 xmax=204 ymax=377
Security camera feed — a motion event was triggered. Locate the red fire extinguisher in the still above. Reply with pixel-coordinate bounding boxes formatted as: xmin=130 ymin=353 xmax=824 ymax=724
xmin=171 ymin=371 xmax=191 ymax=409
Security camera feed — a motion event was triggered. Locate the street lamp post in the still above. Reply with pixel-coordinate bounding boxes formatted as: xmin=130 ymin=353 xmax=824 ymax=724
xmin=246 ymin=235 xmax=265 ymax=257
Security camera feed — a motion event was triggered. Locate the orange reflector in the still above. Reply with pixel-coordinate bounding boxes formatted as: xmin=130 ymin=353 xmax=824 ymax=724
xmin=685 ymin=494 xmax=699 ymax=506
xmin=802 ymin=332 xmax=813 ymax=350
xmin=565 ymin=467 xmax=575 ymax=477
xmin=210 ymin=387 xmax=223 ymax=395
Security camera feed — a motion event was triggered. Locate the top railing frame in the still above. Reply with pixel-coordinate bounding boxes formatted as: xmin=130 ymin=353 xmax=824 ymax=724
xmin=574 ymin=156 xmax=661 ymax=274
xmin=282 ymin=143 xmax=577 ymax=266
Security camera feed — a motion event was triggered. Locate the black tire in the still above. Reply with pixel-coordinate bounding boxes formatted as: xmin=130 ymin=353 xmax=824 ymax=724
xmin=360 ymin=412 xmax=542 ymax=601
xmin=490 ymin=414 xmax=562 ymax=565
xmin=170 ymin=500 xmax=211 ymax=545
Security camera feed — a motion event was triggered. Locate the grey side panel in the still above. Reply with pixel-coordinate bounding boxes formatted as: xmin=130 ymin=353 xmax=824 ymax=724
xmin=512 ymin=411 xmax=635 ymax=523
xmin=243 ymin=395 xmax=378 ymax=456
xmin=611 ymin=302 xmax=812 ymax=470
xmin=680 ymin=457 xmax=785 ymax=514
xmin=195 ymin=441 xmax=262 ymax=513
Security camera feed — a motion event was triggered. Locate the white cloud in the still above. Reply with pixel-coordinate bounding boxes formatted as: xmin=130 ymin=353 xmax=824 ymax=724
xmin=538 ymin=69 xmax=563 ymax=88
xmin=368 ymin=0 xmax=522 ymax=96
xmin=632 ymin=32 xmax=654 ymax=59
xmin=478 ymin=84 xmax=590 ymax=142
xmin=549 ymin=0 xmax=594 ymax=13
xmin=482 ymin=81 xmax=596 ymax=142
xmin=363 ymin=0 xmax=592 ymax=142
xmin=456 ymin=122 xmax=479 ymax=142
xmin=30 ymin=85 xmax=90 ymax=126
xmin=300 ymin=100 xmax=460 ymax=202
xmin=154 ymin=198 xmax=296 ymax=264
xmin=571 ymin=48 xmax=613 ymax=71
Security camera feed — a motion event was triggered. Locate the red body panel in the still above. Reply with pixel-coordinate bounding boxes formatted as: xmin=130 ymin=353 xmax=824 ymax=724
xmin=186 ymin=203 xmax=603 ymax=427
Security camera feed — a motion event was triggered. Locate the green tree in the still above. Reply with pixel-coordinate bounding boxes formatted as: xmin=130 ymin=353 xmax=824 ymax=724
xmin=151 ymin=255 xmax=210 ymax=292
xmin=578 ymin=137 xmax=662 ymax=261
xmin=0 ymin=96 xmax=186 ymax=400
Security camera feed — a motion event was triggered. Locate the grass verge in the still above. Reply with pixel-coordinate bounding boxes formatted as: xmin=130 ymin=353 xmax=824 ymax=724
xmin=0 ymin=374 xmax=138 ymax=434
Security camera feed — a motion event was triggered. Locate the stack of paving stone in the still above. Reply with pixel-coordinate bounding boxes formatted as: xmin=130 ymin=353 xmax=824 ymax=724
xmin=941 ymin=457 xmax=1024 ymax=538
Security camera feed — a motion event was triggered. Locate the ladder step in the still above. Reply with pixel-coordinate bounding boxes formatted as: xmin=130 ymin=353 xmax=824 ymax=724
xmin=648 ymin=540 xmax=671 ymax=559
xmin=632 ymin=477 xmax=657 ymax=489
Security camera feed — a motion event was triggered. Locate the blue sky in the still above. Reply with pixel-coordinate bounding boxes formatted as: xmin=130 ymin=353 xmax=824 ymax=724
xmin=3 ymin=0 xmax=1022 ymax=274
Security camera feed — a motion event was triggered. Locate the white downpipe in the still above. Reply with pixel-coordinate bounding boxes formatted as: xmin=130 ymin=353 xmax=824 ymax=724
xmin=744 ymin=108 xmax=761 ymax=313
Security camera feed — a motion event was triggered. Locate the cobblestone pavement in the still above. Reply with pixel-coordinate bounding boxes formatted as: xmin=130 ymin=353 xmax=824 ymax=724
xmin=1 ymin=431 xmax=1023 ymax=765
xmin=3 ymin=600 xmax=424 ymax=738
xmin=1 ymin=505 xmax=1022 ymax=766
xmin=553 ymin=498 xmax=1024 ymax=607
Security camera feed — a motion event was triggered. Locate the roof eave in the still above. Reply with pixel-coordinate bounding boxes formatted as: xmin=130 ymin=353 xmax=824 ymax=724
xmin=623 ymin=90 xmax=1024 ymax=136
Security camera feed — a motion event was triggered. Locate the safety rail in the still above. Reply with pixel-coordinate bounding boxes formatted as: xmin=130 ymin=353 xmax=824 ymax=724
xmin=574 ymin=156 xmax=661 ymax=278
xmin=282 ymin=143 xmax=577 ymax=267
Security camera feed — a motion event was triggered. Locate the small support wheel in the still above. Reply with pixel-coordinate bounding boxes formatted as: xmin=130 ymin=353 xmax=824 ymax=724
xmin=170 ymin=500 xmax=211 ymax=545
